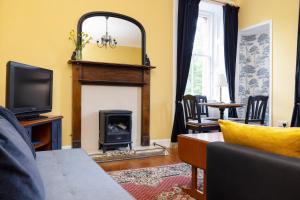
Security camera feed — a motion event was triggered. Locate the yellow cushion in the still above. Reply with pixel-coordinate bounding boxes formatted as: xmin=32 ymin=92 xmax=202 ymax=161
xmin=219 ymin=120 xmax=300 ymax=159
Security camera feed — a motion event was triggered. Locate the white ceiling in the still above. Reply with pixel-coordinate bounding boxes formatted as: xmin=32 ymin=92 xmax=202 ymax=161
xmin=82 ymin=16 xmax=142 ymax=48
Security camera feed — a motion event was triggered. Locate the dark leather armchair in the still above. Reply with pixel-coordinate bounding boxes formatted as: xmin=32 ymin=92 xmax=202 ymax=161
xmin=206 ymin=142 xmax=300 ymax=200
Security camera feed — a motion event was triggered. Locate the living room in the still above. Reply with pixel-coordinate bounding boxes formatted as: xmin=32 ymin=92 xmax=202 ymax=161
xmin=1 ymin=0 xmax=300 ymax=199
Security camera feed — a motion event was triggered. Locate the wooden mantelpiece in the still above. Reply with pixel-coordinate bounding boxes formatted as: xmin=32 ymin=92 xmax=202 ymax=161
xmin=69 ymin=60 xmax=155 ymax=148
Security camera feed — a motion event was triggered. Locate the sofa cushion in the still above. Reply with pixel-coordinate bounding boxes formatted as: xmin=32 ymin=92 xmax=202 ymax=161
xmin=0 ymin=116 xmax=45 ymax=200
xmin=36 ymin=149 xmax=134 ymax=200
xmin=219 ymin=120 xmax=300 ymax=159
xmin=0 ymin=106 xmax=36 ymax=158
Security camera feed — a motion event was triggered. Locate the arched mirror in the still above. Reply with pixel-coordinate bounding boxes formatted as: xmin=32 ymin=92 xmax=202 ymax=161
xmin=78 ymin=12 xmax=146 ymax=65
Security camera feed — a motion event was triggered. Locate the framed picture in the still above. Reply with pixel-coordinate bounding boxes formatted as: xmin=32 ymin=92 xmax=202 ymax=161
xmin=236 ymin=21 xmax=272 ymax=125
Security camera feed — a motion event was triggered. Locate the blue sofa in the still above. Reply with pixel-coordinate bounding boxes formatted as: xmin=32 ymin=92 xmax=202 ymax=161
xmin=36 ymin=149 xmax=134 ymax=200
xmin=0 ymin=107 xmax=134 ymax=200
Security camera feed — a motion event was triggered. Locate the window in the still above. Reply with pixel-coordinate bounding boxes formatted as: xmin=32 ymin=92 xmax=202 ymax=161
xmin=186 ymin=13 xmax=213 ymax=96
xmin=185 ymin=2 xmax=229 ymax=102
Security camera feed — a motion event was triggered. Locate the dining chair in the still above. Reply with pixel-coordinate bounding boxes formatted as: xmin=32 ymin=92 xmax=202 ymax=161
xmin=195 ymin=95 xmax=219 ymax=121
xmin=195 ymin=95 xmax=209 ymax=117
xmin=231 ymin=95 xmax=269 ymax=125
xmin=182 ymin=95 xmax=220 ymax=133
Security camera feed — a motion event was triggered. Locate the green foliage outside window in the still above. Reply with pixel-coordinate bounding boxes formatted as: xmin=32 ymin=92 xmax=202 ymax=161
xmin=185 ymin=16 xmax=209 ymax=95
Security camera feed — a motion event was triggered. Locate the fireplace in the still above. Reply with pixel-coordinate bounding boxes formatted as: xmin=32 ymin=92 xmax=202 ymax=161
xmin=69 ymin=60 xmax=155 ymax=148
xmin=99 ymin=110 xmax=132 ymax=152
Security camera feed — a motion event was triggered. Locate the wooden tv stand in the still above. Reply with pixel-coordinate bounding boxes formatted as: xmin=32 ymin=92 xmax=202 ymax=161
xmin=19 ymin=115 xmax=63 ymax=151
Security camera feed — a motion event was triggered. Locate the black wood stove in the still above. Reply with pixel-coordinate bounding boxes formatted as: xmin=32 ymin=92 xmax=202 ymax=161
xmin=99 ymin=110 xmax=132 ymax=153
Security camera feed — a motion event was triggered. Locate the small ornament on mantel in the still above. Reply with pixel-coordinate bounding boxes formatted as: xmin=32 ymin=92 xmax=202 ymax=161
xmin=71 ymin=51 xmax=76 ymax=60
xmin=145 ymin=54 xmax=151 ymax=66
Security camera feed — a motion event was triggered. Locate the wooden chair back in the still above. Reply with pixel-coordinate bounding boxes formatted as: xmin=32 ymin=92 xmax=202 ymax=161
xmin=245 ymin=95 xmax=269 ymax=125
xmin=195 ymin=95 xmax=209 ymax=117
xmin=182 ymin=95 xmax=201 ymax=123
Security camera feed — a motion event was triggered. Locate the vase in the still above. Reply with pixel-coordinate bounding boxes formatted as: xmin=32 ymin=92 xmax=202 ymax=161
xmin=75 ymin=49 xmax=82 ymax=60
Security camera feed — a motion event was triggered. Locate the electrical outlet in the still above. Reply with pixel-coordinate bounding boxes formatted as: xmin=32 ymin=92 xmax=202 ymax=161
xmin=278 ymin=121 xmax=288 ymax=128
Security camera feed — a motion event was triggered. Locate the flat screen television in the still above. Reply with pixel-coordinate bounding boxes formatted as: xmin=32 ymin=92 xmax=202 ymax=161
xmin=6 ymin=61 xmax=53 ymax=119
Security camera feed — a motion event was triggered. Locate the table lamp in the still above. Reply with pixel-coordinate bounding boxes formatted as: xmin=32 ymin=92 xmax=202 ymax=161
xmin=217 ymin=74 xmax=228 ymax=103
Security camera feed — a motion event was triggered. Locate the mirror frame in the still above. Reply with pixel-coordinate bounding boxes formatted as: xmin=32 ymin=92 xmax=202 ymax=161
xmin=77 ymin=11 xmax=146 ymax=65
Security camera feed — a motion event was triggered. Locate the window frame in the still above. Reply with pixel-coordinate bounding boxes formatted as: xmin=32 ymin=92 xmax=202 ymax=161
xmin=189 ymin=10 xmax=215 ymax=98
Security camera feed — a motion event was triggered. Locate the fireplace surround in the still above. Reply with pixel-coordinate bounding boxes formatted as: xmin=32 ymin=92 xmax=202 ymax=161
xmin=69 ymin=60 xmax=155 ymax=148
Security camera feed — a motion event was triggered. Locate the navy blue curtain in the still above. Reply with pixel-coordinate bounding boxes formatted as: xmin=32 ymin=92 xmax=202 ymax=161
xmin=171 ymin=0 xmax=201 ymax=142
xmin=291 ymin=3 xmax=300 ymax=127
xmin=223 ymin=4 xmax=239 ymax=118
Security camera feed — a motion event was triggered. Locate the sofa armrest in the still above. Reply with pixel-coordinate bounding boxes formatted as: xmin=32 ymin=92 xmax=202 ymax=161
xmin=206 ymin=142 xmax=300 ymax=200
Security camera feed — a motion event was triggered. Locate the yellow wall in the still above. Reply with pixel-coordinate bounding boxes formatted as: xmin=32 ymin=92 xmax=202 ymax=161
xmin=0 ymin=0 xmax=173 ymax=145
xmin=82 ymin=44 xmax=141 ymax=65
xmin=236 ymin=0 xmax=299 ymax=126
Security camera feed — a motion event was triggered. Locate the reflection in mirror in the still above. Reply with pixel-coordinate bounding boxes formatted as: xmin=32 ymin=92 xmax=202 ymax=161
xmin=82 ymin=16 xmax=142 ymax=65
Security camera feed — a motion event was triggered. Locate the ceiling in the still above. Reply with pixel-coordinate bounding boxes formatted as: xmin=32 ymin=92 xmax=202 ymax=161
xmin=82 ymin=16 xmax=142 ymax=48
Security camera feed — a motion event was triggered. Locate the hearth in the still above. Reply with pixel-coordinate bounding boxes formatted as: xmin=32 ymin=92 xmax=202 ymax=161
xmin=99 ymin=110 xmax=132 ymax=153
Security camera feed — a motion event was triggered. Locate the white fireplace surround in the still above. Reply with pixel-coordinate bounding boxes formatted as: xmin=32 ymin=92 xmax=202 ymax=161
xmin=81 ymin=85 xmax=141 ymax=153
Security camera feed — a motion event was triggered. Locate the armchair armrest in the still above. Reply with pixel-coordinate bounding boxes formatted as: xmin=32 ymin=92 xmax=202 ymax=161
xmin=206 ymin=142 xmax=300 ymax=200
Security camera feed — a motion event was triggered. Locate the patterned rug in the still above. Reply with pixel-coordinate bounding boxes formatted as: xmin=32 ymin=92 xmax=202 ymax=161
xmin=108 ymin=163 xmax=203 ymax=200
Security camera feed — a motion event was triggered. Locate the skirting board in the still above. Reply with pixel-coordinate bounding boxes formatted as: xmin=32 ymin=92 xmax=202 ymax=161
xmin=62 ymin=145 xmax=72 ymax=150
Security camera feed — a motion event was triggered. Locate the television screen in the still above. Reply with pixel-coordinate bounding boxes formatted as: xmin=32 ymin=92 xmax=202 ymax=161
xmin=6 ymin=61 xmax=53 ymax=117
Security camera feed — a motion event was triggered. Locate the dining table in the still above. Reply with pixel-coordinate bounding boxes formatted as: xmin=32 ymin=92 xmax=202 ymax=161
xmin=199 ymin=102 xmax=244 ymax=120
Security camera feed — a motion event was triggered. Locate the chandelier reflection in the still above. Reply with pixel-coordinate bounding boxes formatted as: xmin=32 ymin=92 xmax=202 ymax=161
xmin=97 ymin=16 xmax=117 ymax=49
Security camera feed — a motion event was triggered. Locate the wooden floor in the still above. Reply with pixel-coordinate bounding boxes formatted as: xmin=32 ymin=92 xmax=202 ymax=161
xmin=99 ymin=147 xmax=182 ymax=172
